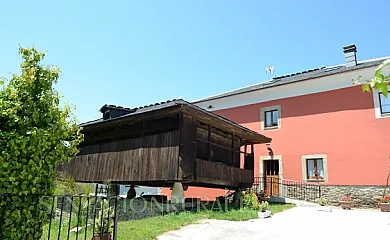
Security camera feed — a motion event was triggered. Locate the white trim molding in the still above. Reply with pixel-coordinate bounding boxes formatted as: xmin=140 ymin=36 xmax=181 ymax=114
xmin=259 ymin=155 xmax=283 ymax=180
xmin=260 ymin=105 xmax=281 ymax=131
xmin=301 ymin=154 xmax=328 ymax=183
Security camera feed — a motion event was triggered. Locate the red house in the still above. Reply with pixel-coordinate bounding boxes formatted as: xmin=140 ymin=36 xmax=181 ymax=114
xmin=183 ymin=45 xmax=390 ymax=207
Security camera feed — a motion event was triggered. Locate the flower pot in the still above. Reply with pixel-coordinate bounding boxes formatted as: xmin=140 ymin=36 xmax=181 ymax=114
xmin=92 ymin=233 xmax=112 ymax=240
xmin=257 ymin=210 xmax=271 ymax=219
xmin=315 ymin=205 xmax=332 ymax=212
xmin=379 ymin=203 xmax=390 ymax=212
xmin=340 ymin=201 xmax=352 ymax=210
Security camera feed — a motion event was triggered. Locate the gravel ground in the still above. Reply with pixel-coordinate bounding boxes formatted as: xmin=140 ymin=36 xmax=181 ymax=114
xmin=158 ymin=206 xmax=390 ymax=240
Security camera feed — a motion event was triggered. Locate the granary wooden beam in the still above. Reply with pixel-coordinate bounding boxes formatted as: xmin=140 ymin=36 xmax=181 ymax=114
xmin=83 ymin=115 xmax=179 ymax=145
xmin=196 ymin=138 xmax=247 ymax=155
xmin=207 ymin=124 xmax=212 ymax=162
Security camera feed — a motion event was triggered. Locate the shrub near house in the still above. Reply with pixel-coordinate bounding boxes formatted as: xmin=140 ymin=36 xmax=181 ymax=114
xmin=0 ymin=47 xmax=83 ymax=239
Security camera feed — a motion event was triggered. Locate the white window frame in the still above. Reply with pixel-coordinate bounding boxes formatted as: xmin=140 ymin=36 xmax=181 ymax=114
xmin=260 ymin=105 xmax=281 ymax=131
xmin=301 ymin=154 xmax=328 ymax=183
xmin=372 ymin=86 xmax=390 ymax=118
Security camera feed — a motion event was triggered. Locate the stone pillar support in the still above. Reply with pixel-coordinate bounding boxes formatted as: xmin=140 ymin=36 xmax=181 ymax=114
xmin=171 ymin=182 xmax=185 ymax=204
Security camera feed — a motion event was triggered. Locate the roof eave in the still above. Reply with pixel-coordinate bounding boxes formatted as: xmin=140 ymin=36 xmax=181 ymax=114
xmin=193 ymin=59 xmax=386 ymax=104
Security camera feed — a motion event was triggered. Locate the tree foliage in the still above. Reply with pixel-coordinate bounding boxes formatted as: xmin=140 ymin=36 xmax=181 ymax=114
xmin=0 ymin=47 xmax=83 ymax=239
xmin=353 ymin=59 xmax=390 ymax=97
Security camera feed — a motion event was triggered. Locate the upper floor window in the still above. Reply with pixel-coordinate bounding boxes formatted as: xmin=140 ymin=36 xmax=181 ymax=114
xmin=260 ymin=105 xmax=281 ymax=131
xmin=265 ymin=110 xmax=279 ymax=128
xmin=379 ymin=92 xmax=390 ymax=114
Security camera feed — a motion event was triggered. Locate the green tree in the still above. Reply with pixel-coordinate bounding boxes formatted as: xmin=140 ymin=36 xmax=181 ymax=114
xmin=0 ymin=47 xmax=83 ymax=239
xmin=354 ymin=59 xmax=390 ymax=97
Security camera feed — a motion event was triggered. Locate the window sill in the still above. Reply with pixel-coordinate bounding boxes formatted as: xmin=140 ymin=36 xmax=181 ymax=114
xmin=306 ymin=179 xmax=325 ymax=183
xmin=380 ymin=112 xmax=390 ymax=118
xmin=264 ymin=126 xmax=279 ymax=131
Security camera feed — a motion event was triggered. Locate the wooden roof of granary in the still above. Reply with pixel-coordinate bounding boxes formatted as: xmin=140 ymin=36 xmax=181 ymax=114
xmin=81 ymin=99 xmax=271 ymax=145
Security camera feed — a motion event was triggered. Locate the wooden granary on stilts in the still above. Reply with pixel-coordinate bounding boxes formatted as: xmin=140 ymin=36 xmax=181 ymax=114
xmin=58 ymin=99 xmax=271 ymax=202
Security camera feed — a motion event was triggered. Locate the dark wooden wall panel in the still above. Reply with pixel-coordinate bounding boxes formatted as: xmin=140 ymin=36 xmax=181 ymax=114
xmin=83 ymin=114 xmax=180 ymax=146
xmin=59 ymin=131 xmax=180 ymax=183
xmin=195 ymin=159 xmax=253 ymax=187
xmin=178 ymin=114 xmax=198 ymax=181
xmin=196 ymin=124 xmax=241 ymax=166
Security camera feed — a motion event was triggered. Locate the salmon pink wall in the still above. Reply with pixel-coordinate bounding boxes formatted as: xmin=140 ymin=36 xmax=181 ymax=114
xmin=161 ymin=187 xmax=226 ymax=201
xmin=213 ymin=86 xmax=390 ymax=185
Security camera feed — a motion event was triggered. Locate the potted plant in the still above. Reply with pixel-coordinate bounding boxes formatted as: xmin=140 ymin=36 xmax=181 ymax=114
xmin=318 ymin=197 xmax=327 ymax=206
xmin=93 ymin=199 xmax=115 ymax=240
xmin=340 ymin=196 xmax=352 ymax=210
xmin=310 ymin=167 xmax=324 ymax=180
xmin=316 ymin=197 xmax=332 ymax=212
xmin=379 ymin=165 xmax=390 ymax=212
xmin=256 ymin=190 xmax=270 ymax=202
xmin=379 ymin=196 xmax=390 ymax=212
xmin=257 ymin=201 xmax=271 ymax=219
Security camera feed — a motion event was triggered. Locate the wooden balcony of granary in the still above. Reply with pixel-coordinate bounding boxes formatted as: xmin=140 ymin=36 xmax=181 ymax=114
xmin=57 ymin=99 xmax=272 ymax=190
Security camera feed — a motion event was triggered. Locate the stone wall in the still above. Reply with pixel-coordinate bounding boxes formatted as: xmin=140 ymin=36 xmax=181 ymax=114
xmin=116 ymin=198 xmax=183 ymax=221
xmin=320 ymin=185 xmax=386 ymax=208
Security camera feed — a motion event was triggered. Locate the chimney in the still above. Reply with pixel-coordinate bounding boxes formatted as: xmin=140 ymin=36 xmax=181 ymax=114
xmin=343 ymin=44 xmax=357 ymax=67
xmin=100 ymin=104 xmax=136 ymax=120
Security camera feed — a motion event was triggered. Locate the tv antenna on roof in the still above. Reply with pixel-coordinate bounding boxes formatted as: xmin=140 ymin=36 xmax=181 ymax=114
xmin=266 ymin=66 xmax=275 ymax=78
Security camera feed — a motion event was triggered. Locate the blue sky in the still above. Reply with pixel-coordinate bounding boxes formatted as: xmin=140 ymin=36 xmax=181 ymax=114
xmin=1 ymin=0 xmax=389 ymax=123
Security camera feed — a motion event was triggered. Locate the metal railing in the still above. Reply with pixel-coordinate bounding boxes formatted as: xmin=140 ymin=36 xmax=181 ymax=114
xmin=0 ymin=193 xmax=118 ymax=240
xmin=252 ymin=177 xmax=321 ymax=202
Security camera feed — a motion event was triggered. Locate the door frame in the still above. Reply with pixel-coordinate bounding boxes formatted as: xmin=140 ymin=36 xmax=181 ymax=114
xmin=259 ymin=155 xmax=283 ymax=195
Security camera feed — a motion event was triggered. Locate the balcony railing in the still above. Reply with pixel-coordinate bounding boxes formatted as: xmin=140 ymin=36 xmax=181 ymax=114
xmin=196 ymin=159 xmax=253 ymax=188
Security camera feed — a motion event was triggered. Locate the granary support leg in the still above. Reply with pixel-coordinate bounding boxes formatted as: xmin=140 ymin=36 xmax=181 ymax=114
xmin=232 ymin=188 xmax=243 ymax=209
xmin=126 ymin=184 xmax=137 ymax=199
xmin=171 ymin=182 xmax=185 ymax=204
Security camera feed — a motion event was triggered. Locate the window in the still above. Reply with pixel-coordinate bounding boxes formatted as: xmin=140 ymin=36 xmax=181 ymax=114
xmin=260 ymin=105 xmax=281 ymax=131
xmin=265 ymin=110 xmax=279 ymax=128
xmin=379 ymin=92 xmax=390 ymax=114
xmin=373 ymin=88 xmax=390 ymax=118
xmin=306 ymin=159 xmax=324 ymax=180
xmin=301 ymin=154 xmax=328 ymax=182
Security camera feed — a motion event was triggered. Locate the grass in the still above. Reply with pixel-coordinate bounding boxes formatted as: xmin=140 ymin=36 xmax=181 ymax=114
xmin=116 ymin=211 xmax=204 ymax=240
xmin=40 ymin=203 xmax=295 ymax=240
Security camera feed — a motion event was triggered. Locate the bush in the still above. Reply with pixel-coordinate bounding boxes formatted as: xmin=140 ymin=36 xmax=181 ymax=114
xmin=317 ymin=197 xmax=328 ymax=206
xmin=259 ymin=201 xmax=269 ymax=212
xmin=242 ymin=191 xmax=261 ymax=211
xmin=0 ymin=47 xmax=83 ymax=239
xmin=95 ymin=199 xmax=115 ymax=234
